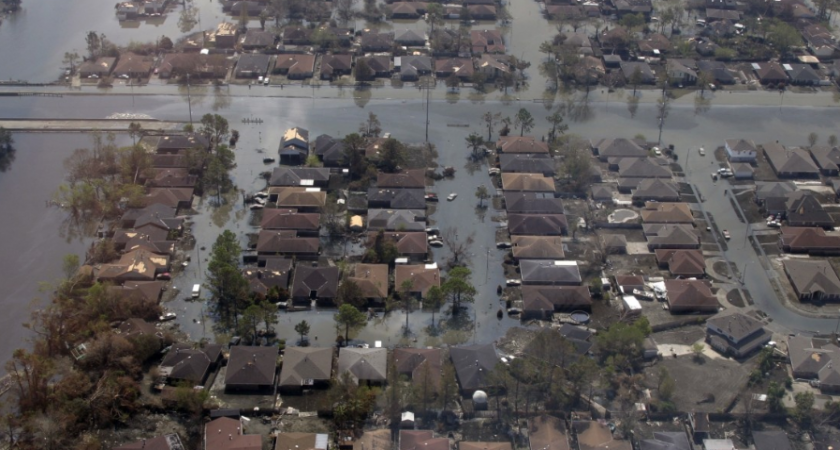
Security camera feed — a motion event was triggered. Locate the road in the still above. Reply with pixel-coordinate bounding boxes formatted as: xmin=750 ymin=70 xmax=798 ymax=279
xmin=0 ymin=118 xmax=184 ymax=132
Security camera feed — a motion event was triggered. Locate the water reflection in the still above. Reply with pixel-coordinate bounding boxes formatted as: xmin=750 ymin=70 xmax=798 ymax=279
xmin=212 ymin=85 xmax=232 ymax=111
xmin=353 ymin=86 xmax=372 ymax=108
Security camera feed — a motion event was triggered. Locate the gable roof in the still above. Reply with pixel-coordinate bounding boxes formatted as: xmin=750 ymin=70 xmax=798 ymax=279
xmin=521 ymin=285 xmax=592 ymax=313
xmin=573 ymin=421 xmax=632 ymax=450
xmin=275 ymin=54 xmax=316 ymax=76
xmin=754 ymin=62 xmax=789 ymax=82
xmin=338 ymin=347 xmax=388 ymax=383
xmin=784 ymin=258 xmax=840 ymax=297
xmin=348 ymin=263 xmax=390 ymax=299
xmin=145 ymin=187 xmax=194 ymax=208
xmin=225 ymin=346 xmax=277 ymax=387
xmin=450 ymin=343 xmax=498 ymax=391
xmin=292 ymin=266 xmax=339 ymax=298
xmin=655 ymin=249 xmax=705 ymax=276
xmin=269 ymin=167 xmax=331 ymax=186
xmin=640 ymin=202 xmax=693 ymax=223
xmin=205 ymin=417 xmax=262 ymax=450
xmin=520 ymin=260 xmax=581 ymax=284
xmin=508 ymin=214 xmax=568 ymax=235
xmin=810 ymin=145 xmax=840 ymax=171
xmin=278 ymin=347 xmax=333 ymax=386
xmin=269 ymin=187 xmax=327 ymax=209
xmin=394 ymin=348 xmax=442 ymax=387
xmin=763 ymin=144 xmax=820 ymax=176
xmin=499 ymin=154 xmax=556 ymax=174
xmin=159 ymin=343 xmax=220 ymax=382
xmin=706 ymin=312 xmax=765 ymax=343
xmin=256 ymin=230 xmax=320 ymax=255
xmin=781 ymin=226 xmax=840 ymax=251
xmin=261 ymin=210 xmax=320 ymax=231
xmin=394 ymin=264 xmax=440 ymax=296
xmin=618 ymin=157 xmax=672 ymax=178
xmin=275 ymin=433 xmax=329 ymax=450
xmin=400 ymin=431 xmax=449 ymax=450
xmin=755 ymin=181 xmax=797 ymax=201
xmin=664 ymin=279 xmax=718 ymax=311
xmin=502 ymin=173 xmax=556 ymax=192
xmin=367 ymin=187 xmax=426 ymax=209
xmin=785 ymin=191 xmax=833 ymax=226
xmin=321 ymin=54 xmax=353 ymax=77
xmin=367 ymin=209 xmax=426 ymax=231
xmin=114 ymin=435 xmax=184 ymax=450
xmin=512 ymin=236 xmax=565 ymax=259
xmin=504 ymin=192 xmax=564 ymax=214
xmin=470 ymin=29 xmax=505 ymax=53
xmin=395 ymin=29 xmax=426 ymax=44
xmin=377 ymin=169 xmax=426 ymax=188
xmin=591 ymin=138 xmax=647 ymax=159
xmin=644 ymin=224 xmax=700 ymax=248
xmin=497 ymin=136 xmax=549 ymax=154
xmin=633 ymin=179 xmax=680 ymax=201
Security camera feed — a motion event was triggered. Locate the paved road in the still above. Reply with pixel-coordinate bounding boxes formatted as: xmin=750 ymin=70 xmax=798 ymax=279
xmin=0 ymin=118 xmax=183 ymax=132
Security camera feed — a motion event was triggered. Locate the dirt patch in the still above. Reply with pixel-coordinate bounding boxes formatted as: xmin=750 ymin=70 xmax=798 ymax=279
xmin=653 ymin=326 xmax=706 ymax=346
xmin=713 ymin=261 xmax=731 ymax=278
xmin=643 ymin=354 xmax=752 ymax=412
xmin=733 ymin=189 xmax=765 ymax=224
xmin=727 ymin=288 xmax=746 ymax=308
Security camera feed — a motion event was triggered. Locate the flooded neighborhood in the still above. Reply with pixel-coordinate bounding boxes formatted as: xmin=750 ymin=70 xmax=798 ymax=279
xmin=5 ymin=0 xmax=840 ymax=448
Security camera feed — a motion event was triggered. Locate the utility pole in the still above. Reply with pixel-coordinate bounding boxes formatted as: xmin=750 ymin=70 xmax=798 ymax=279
xmin=186 ymin=73 xmax=193 ymax=126
xmin=424 ymin=79 xmax=431 ymax=143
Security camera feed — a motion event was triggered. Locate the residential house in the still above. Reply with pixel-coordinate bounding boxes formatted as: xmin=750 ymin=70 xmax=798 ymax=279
xmin=521 ymin=286 xmax=592 ymax=319
xmin=338 ymin=347 xmax=387 ymax=385
xmin=156 ymin=133 xmax=209 ymax=154
xmin=786 ymin=63 xmax=822 ymax=85
xmin=573 ymin=420 xmax=633 ymax=450
xmin=361 ymin=32 xmax=395 ymax=52
xmin=723 ymin=138 xmax=757 ymax=162
xmin=617 ymin=158 xmax=672 ymax=191
xmin=357 ymin=56 xmax=392 ymax=79
xmin=664 ymin=279 xmax=719 ymax=313
xmin=497 ymin=136 xmax=550 ymax=154
xmin=512 ymin=236 xmax=565 ymax=260
xmin=120 ymin=202 xmax=180 ymax=229
xmin=499 ymin=154 xmax=556 ymax=175
xmin=241 ymin=29 xmax=276 ymax=50
xmin=113 ymin=52 xmax=154 ymax=78
xmin=354 ymin=430 xmax=392 ymax=450
xmin=320 ymin=54 xmax=353 ymax=80
xmin=667 ymin=59 xmax=697 ymax=85
xmin=753 ymin=62 xmax=789 ymax=85
xmin=225 ymin=346 xmax=277 ymax=391
xmin=157 ymin=52 xmax=233 ymax=81
xmin=390 ymin=2 xmax=425 ymax=18
xmin=152 ymin=154 xmax=188 ymax=168
xmin=346 ymin=263 xmax=390 ymax=303
xmin=503 ymin=192 xmax=564 ymax=214
xmin=269 ymin=187 xmax=327 ymax=211
xmin=78 ymin=57 xmax=117 ymax=78
xmin=256 ymin=230 xmax=320 ymax=259
xmin=573 ymin=56 xmax=606 ymax=85
xmin=638 ymin=433 xmax=691 ymax=450
xmin=638 ymin=33 xmax=672 ymax=55
xmin=754 ymin=181 xmax=797 ymax=205
xmin=784 ymin=259 xmax=840 ymax=302
xmin=705 ymin=312 xmax=771 ymax=357
xmin=732 ymin=162 xmax=754 ymax=180
xmin=97 ymin=249 xmax=170 ymax=282
xmin=809 ymin=145 xmax=840 ymax=176
xmin=501 ymin=173 xmax=556 ymax=193
xmin=705 ymin=8 xmax=740 ymax=20
xmin=802 ymin=24 xmax=837 ymax=59
xmin=435 ymin=58 xmax=475 ymax=81
xmin=400 ymin=431 xmax=448 ymax=450
xmin=780 ymin=227 xmax=840 ymax=255
xmin=781 ymin=191 xmax=834 ymax=228
xmin=520 ymin=260 xmax=581 ymax=285
xmin=560 ymin=32 xmax=595 ymax=55
xmin=367 ymin=188 xmax=426 ymax=209
xmin=278 ymin=347 xmax=333 ymax=391
xmin=788 ymin=335 xmax=840 ymax=392
xmin=313 ymin=134 xmax=347 ymax=166
xmin=591 ymin=184 xmax=615 ymax=202
xmin=468 ymin=4 xmax=497 ymax=19
xmin=612 ymin=0 xmax=652 ymax=15
xmin=394 ymin=348 xmax=442 ymax=389
xmin=546 ymin=5 xmax=585 ymax=20
xmin=476 ymin=54 xmax=512 ymax=80
xmin=697 ymin=60 xmax=736 ymax=85
xmin=615 ymin=274 xmax=645 ymax=294
xmin=158 ymin=342 xmax=223 ymax=386
xmin=470 ymin=29 xmax=505 ymax=54
xmin=377 ymin=169 xmax=426 ymax=188
xmin=599 ymin=27 xmax=630 ymax=53
xmin=275 ymin=54 xmax=316 ymax=79
xmin=394 ymin=263 xmax=440 ymax=297
xmin=620 ymin=61 xmax=656 ymax=84
xmin=279 ymin=127 xmax=310 ymax=164
xmin=601 ymin=234 xmax=628 ymax=254
xmin=235 ymin=54 xmax=272 ymax=78
xmin=507 ymin=214 xmax=568 ymax=235
xmin=275 ymin=433 xmax=329 ymax=450
xmin=395 ymin=29 xmax=426 ymax=47
xmin=367 ymin=209 xmax=426 ymax=231
xmin=227 ymin=1 xmax=266 ymax=16
xmin=397 ymin=55 xmax=433 ymax=81
xmin=291 ymin=265 xmax=339 ymax=305
xmin=243 ymin=259 xmax=292 ymax=297
xmin=655 ymin=249 xmax=705 ymax=276
xmin=461 ymin=444 xmax=511 ymax=450
xmin=204 ymin=417 xmax=262 ymax=450
xmin=529 ymin=415 xmax=571 ymax=450
xmin=115 ymin=2 xmax=141 ymax=20
xmin=148 ymin=168 xmax=198 ymax=188
xmin=211 ymin=22 xmax=239 ymax=48
xmin=632 ymin=179 xmax=680 ymax=203
xmin=108 ymin=280 xmax=165 ymax=304
xmin=763 ymin=143 xmax=820 ymax=178
xmin=260 ymin=210 xmax=320 ymax=236
xmin=644 ymin=224 xmax=700 ymax=250
xmin=269 ymin=167 xmax=330 ymax=187
xmin=367 ymin=231 xmax=428 ymax=261
xmin=145 ymin=187 xmax=194 ymax=210
xmin=640 ymin=202 xmax=694 ymax=224
xmin=753 ymin=432 xmax=795 ymax=450
xmin=450 ymin=343 xmax=499 ymax=393
xmin=283 ymin=26 xmax=312 ymax=45
xmin=117 ymin=318 xmax=161 ymax=340
xmin=114 ymin=435 xmax=185 ymax=450
xmin=590 ymin=138 xmax=648 ymax=162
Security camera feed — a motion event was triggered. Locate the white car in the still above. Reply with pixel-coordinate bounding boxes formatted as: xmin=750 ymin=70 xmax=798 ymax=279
xmin=447 ymin=193 xmax=458 ymax=201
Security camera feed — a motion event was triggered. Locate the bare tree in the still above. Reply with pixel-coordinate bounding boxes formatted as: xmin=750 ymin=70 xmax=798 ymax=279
xmin=441 ymin=227 xmax=475 ymax=266
xmin=335 ymin=0 xmax=357 ymax=24
xmin=656 ymin=94 xmax=671 ymax=145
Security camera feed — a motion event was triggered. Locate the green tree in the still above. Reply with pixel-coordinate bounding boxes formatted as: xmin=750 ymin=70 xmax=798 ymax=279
xmin=793 ymin=391 xmax=814 ymax=428
xmin=62 ymin=52 xmax=80 ymax=75
xmin=355 ymin=58 xmax=374 ymax=83
xmin=514 ymin=108 xmax=535 ymax=136
xmin=443 ymin=266 xmax=477 ymax=313
xmin=691 ymin=342 xmax=705 ymax=362
xmin=85 ymin=31 xmax=102 ymax=59
xmin=658 ymin=366 xmax=675 ymax=401
xmin=595 ymin=318 xmax=651 ymax=368
xmin=619 ymin=13 xmax=645 ymax=30
xmin=330 ymin=371 xmax=377 ymax=431
xmin=768 ymin=21 xmax=802 ymax=57
xmin=559 ymin=139 xmax=593 ymax=192
xmin=384 ymin=354 xmax=406 ymax=423
xmin=630 ymin=67 xmax=643 ymax=96
xmin=334 ymin=304 xmax=366 ymax=345
xmin=336 ymin=279 xmax=367 ymax=308
xmin=342 ymin=133 xmax=368 ymax=177
xmin=546 ymin=110 xmax=568 ymax=144
xmin=439 ymin=359 xmax=458 ymax=411
xmin=336 ymin=0 xmax=357 ymax=23
xmin=446 ymin=73 xmax=460 ymax=91
xmin=294 ymin=320 xmax=311 ymax=344
xmin=475 ymin=185 xmax=490 ymax=208
xmin=425 ymin=285 xmax=445 ymax=330
xmin=397 ymin=279 xmax=416 ymax=334
xmin=808 ymin=132 xmax=819 ymax=147
xmin=62 ymin=254 xmax=80 ymax=280
xmin=360 ymin=112 xmax=382 ymax=137
xmin=465 ymin=132 xmax=486 ymax=159
xmin=378 ymin=138 xmax=405 ymax=173
xmin=482 ymin=111 xmax=501 ymax=141
xmin=199 ymin=113 xmax=230 ymax=148
xmin=206 ymin=230 xmax=248 ymax=329
xmin=260 ymin=300 xmax=278 ymax=332
xmin=241 ymin=304 xmax=262 ymax=341
xmin=471 ymin=71 xmax=487 ymax=91
xmin=830 ymin=134 xmax=838 ymax=147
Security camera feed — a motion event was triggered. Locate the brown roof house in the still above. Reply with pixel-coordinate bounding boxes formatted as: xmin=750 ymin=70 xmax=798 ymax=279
xmin=268 ymin=187 xmax=327 ymax=211
xmin=779 ymin=191 xmax=834 ymax=228
xmin=572 ymin=421 xmax=632 ymax=450
xmin=320 ymin=54 xmax=353 ymax=80
xmin=278 ymin=347 xmax=333 ymax=391
xmin=521 ymin=285 xmax=592 ymax=319
xmin=377 ymin=169 xmax=426 ymax=188
xmin=400 ymin=431 xmax=449 ymax=450
xmin=368 ymin=231 xmax=428 ymax=261
xmin=113 ymin=52 xmax=154 ymax=78
xmin=644 ymin=224 xmax=700 ymax=250
xmin=367 ymin=209 xmax=426 ymax=232
xmin=79 ymin=57 xmax=117 ymax=78
xmin=705 ymin=312 xmax=771 ymax=358
xmin=461 ymin=444 xmax=512 ymax=450
xmin=763 ymin=143 xmax=820 ymax=179
xmin=97 ymin=249 xmax=170 ymax=282
xmin=275 ymin=433 xmax=329 ymax=450
xmin=260 ymin=211 xmax=320 ymax=236
xmin=590 ymin=138 xmax=648 ymax=162
xmin=529 ymin=415 xmax=571 ymax=450
xmin=450 ymin=343 xmax=499 ymax=393
xmin=145 ymin=187 xmax=194 ymax=210
xmin=512 ymin=236 xmax=565 ymax=260
xmin=640 ymin=202 xmax=694 ymax=224
xmin=158 ymin=342 xmax=223 ymax=387
xmin=753 ymin=61 xmax=789 ymax=85
xmin=810 ymin=145 xmax=840 ymax=176
xmin=114 ymin=435 xmax=185 ymax=450
xmin=394 ymin=348 xmax=442 ymax=389
xmin=664 ymin=279 xmax=719 ymax=313
xmin=655 ymin=249 xmax=705 ymax=276
xmin=784 ymin=258 xmax=840 ymax=302
xmin=520 ymin=260 xmax=581 ymax=285
xmin=435 ymin=58 xmax=475 ymax=81
xmin=244 ymin=259 xmax=292 ymax=298
xmin=502 ymin=173 xmax=556 ymax=193
xmin=225 ymin=345 xmax=277 ymax=391
xmin=204 ymin=417 xmax=262 ymax=450
xmin=504 ymin=192 xmax=564 ymax=214
xmin=508 ymin=214 xmax=568 ymax=235
xmin=497 ymin=136 xmax=550 ymax=154
xmin=256 ymin=230 xmax=320 ymax=259
xmin=780 ymin=227 xmax=840 ymax=255
xmin=275 ymin=54 xmax=316 ymax=79
xmin=338 ymin=347 xmax=388 ymax=385
xmin=470 ymin=29 xmax=505 ymax=54
xmin=292 ymin=265 xmax=339 ymax=305
xmin=499 ymin=154 xmax=556 ymax=176
xmin=395 ymin=263 xmax=440 ymax=298
xmin=346 ymin=263 xmax=390 ymax=303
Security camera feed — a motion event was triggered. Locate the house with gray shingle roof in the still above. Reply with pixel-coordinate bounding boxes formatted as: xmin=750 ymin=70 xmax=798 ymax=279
xmin=632 ymin=179 xmax=680 ymax=203
xmin=788 ymin=335 xmax=840 ymax=393
xmin=279 ymin=347 xmax=333 ymax=390
xmin=724 ymin=138 xmax=757 ymax=162
xmin=784 ymin=259 xmax=840 ymax=302
xmin=338 ymin=347 xmax=387 ymax=385
xmin=705 ymin=312 xmax=771 ymax=358
xmin=763 ymin=143 xmax=820 ymax=179
xmin=225 ymin=346 xmax=277 ymax=390
xmin=520 ymin=260 xmax=581 ymax=285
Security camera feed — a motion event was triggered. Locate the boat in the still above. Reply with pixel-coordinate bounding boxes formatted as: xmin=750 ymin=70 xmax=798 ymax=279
xmin=263 ymin=157 xmax=276 ymax=163
xmin=428 ymin=240 xmax=444 ymax=247
xmin=447 ymin=193 xmax=457 ymax=201
xmin=424 ymin=193 xmax=439 ymax=202
xmin=507 ymin=307 xmax=522 ymax=315
xmin=506 ymin=279 xmax=521 ymax=287
xmin=253 ymin=191 xmax=269 ymax=199
xmin=425 ymin=226 xmax=440 ymax=235
xmin=496 ymin=242 xmax=512 ymax=249
xmin=250 ymin=203 xmax=265 ymax=210
xmin=159 ymin=312 xmax=177 ymax=322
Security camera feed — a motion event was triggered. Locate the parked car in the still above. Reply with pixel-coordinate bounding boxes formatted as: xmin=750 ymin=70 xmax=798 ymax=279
xmin=447 ymin=193 xmax=458 ymax=201
xmin=159 ymin=312 xmax=177 ymax=322
xmin=506 ymin=279 xmax=522 ymax=286
xmin=425 ymin=193 xmax=439 ymax=202
xmin=488 ymin=168 xmax=501 ymax=175
xmin=723 ymin=229 xmax=731 ymax=240
xmin=496 ymin=242 xmax=512 ymax=249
